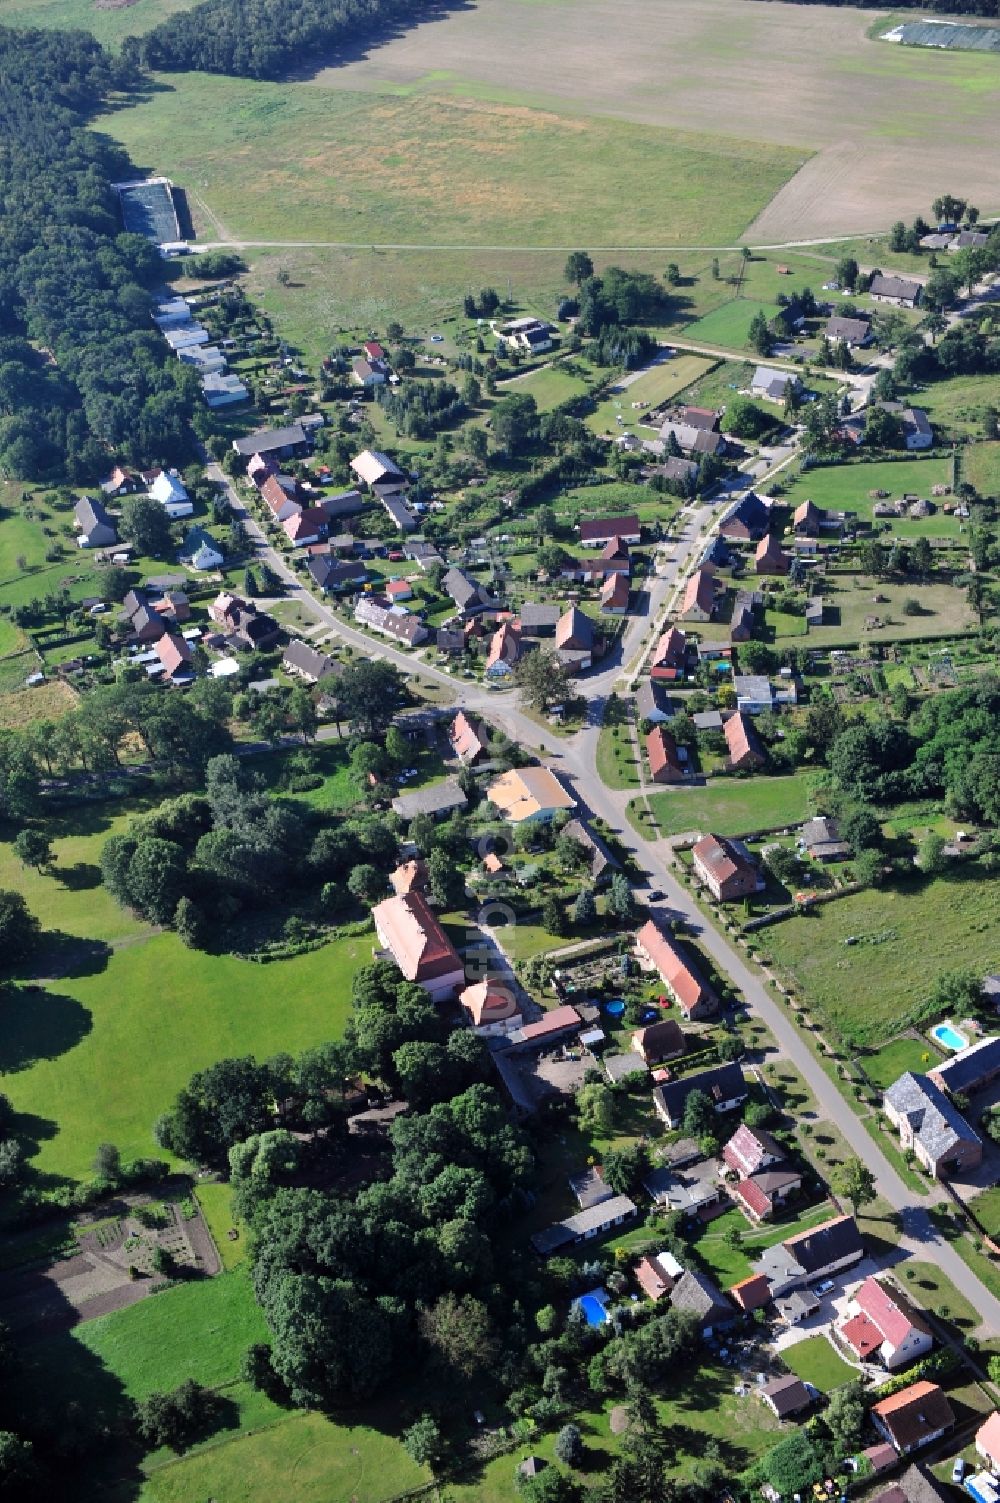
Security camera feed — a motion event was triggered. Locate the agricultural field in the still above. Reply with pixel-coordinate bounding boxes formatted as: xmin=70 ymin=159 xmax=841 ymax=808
xmin=761 ymin=864 xmax=1000 ymax=1048
xmin=99 ymin=77 xmax=806 ymax=250
xmin=919 ymin=374 xmax=1000 ymax=440
xmin=0 ymin=0 xmax=198 ymax=47
xmin=638 ymin=772 xmax=815 ymax=839
xmin=681 ymin=299 xmax=780 ymax=351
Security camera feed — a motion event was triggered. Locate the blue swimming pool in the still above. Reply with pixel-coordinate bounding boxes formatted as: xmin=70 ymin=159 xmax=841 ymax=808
xmin=932 ymin=1022 xmax=968 ymax=1052
xmin=604 ymin=1000 xmax=625 ymax=1017
xmin=577 ymin=1292 xmax=609 ymax=1327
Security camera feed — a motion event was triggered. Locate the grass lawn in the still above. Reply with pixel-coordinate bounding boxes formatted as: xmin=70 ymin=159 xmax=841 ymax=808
xmin=919 ymin=374 xmax=1000 ymax=439
xmin=760 ymin=863 xmax=1000 ymax=1048
xmin=3 ymin=928 xmax=370 ymax=1181
xmin=681 ymin=299 xmax=779 ymax=351
xmin=595 ymin=722 xmax=641 ymax=790
xmin=859 ymin=1036 xmax=939 ymax=1089
xmin=194 ymin=1182 xmax=245 ymax=1271
xmin=779 ymin=575 xmax=978 ymax=648
xmin=586 ymin=354 xmax=716 ymax=437
xmin=964 ymin=441 xmax=1000 ymax=500
xmin=0 ymin=0 xmax=197 ymax=45
xmin=100 ymin=77 xmax=805 ymax=250
xmin=640 ymin=772 xmax=815 ymax=838
xmin=905 ymin=1260 xmax=981 ymax=1335
xmin=781 ymin=1335 xmax=856 ymax=1391
xmin=504 ymin=362 xmax=595 ymax=412
xmin=692 ymin=1203 xmax=834 ymax=1286
xmin=968 ymin=1188 xmax=1000 ymax=1241
xmin=775 ymin=456 xmax=959 ymax=538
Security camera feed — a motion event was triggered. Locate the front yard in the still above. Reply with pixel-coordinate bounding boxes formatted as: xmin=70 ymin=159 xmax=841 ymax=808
xmin=780 ymin=1334 xmax=856 ymax=1392
xmin=636 ymin=772 xmax=815 ymax=839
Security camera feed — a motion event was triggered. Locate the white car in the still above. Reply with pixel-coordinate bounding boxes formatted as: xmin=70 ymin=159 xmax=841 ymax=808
xmin=953 ymin=1459 xmax=966 ymax=1484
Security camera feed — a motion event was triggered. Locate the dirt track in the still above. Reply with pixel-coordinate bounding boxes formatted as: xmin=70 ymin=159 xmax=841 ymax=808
xmin=310 ymin=0 xmax=1000 ymax=239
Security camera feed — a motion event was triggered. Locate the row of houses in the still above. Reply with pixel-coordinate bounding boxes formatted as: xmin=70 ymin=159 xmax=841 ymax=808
xmin=152 ymin=295 xmax=249 ymax=408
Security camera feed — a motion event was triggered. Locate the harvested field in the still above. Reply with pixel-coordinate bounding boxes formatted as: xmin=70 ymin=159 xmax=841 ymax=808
xmin=306 ymin=0 xmax=1000 ymax=240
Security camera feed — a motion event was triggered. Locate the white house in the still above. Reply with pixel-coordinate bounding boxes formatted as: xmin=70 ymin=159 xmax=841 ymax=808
xmin=838 ymin=1277 xmax=934 ymax=1371
xmin=149 ymin=470 xmax=193 ymax=519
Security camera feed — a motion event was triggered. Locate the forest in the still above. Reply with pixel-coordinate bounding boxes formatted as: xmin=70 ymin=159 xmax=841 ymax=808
xmin=0 ymin=28 xmax=197 ymax=482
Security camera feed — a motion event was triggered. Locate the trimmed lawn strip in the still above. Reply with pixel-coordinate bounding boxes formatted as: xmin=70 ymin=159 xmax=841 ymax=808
xmin=781 ymin=1334 xmax=856 ymax=1391
xmin=193 ymin=1182 xmax=245 ymax=1271
xmin=642 ymin=773 xmax=815 ymax=838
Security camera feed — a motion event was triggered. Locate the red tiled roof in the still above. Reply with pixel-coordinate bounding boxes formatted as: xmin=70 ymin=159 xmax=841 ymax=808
xmin=693 ymin=833 xmax=755 ymax=888
xmin=390 ymin=859 xmax=429 ymax=895
xmin=724 ymin=711 xmax=764 ymax=767
xmin=579 ymin=514 xmax=640 ymax=544
xmin=842 ymin=1312 xmax=883 ymax=1359
xmin=651 ymin=626 xmax=687 ymax=669
xmin=601 ymin=573 xmax=630 ymax=609
xmin=459 ymin=979 xmax=520 ymax=1027
xmin=486 ymin=621 xmax=521 ymax=668
xmin=855 ymin=1276 xmax=931 ymax=1349
xmin=635 ymin=1256 xmax=671 ymax=1300
xmin=976 ymin=1412 xmax=1000 ymax=1466
xmin=680 ymin=567 xmax=716 ymax=617
xmin=155 ymin=633 xmax=193 ymax=675
xmin=517 ymin=1004 xmax=580 ymax=1042
xmin=647 ymin=726 xmax=685 ymax=781
xmin=729 ymin=1273 xmax=771 ymax=1312
xmin=722 ymin=1124 xmax=781 ymax=1177
xmin=635 ymin=920 xmax=716 ymax=1016
xmin=372 ymin=891 xmax=461 ymax=984
xmin=450 ymin=710 xmax=485 ymax=762
xmin=733 ymin=1177 xmax=771 ymax=1219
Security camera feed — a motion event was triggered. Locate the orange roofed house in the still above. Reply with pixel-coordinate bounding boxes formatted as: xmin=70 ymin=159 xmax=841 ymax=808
xmin=372 ymin=891 xmax=464 ymax=1002
xmin=459 ymin=978 xmax=522 ymax=1037
xmin=724 ymin=711 xmax=766 ymax=772
xmin=634 ymin=918 xmax=718 ymax=1020
xmin=487 ymin=766 xmax=576 ymax=825
xmin=646 ymin=726 xmax=690 ymax=784
xmin=872 ymin=1381 xmax=955 ymax=1455
xmin=449 ymin=710 xmax=487 ymax=764
xmin=677 ymin=567 xmax=717 ymax=622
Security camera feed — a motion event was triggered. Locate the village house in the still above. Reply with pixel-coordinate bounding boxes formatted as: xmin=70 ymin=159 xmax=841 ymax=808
xmin=720 ymin=491 xmax=771 ymax=541
xmin=554 ymin=606 xmax=596 ymax=672
xmin=645 ymin=457 xmax=699 ymax=488
xmin=793 ymin=499 xmax=824 ymax=537
xmin=74 ymin=497 xmax=117 ymax=550
xmin=122 ymin=589 xmax=165 ymax=644
xmin=354 ymin=596 xmax=428 ymax=647
xmin=100 ymin=464 xmax=143 ymax=498
xmin=724 ymin=710 xmax=766 ymax=771
xmin=308 ymin=556 xmax=368 ymax=594
xmin=723 ymin=1124 xmax=785 ymax=1178
xmin=761 ymin=1375 xmax=813 ymax=1419
xmin=282 ymin=639 xmax=341 ymax=685
xmin=752 ymin=367 xmax=802 ymax=403
xmin=800 ymin=816 xmax=851 ymax=862
xmin=178 ymin=526 xmax=224 ymax=571
xmin=443 ymin=566 xmax=498 ymax=616
xmin=635 ymin=918 xmax=719 ymax=1019
xmin=258 ymin=472 xmax=300 ymax=522
xmin=630 ymin=1018 xmax=686 ymax=1066
xmin=824 ymin=314 xmax=872 ymax=348
xmin=153 ymin=632 xmax=194 ymax=682
xmin=372 ymin=890 xmax=465 ymax=1002
xmin=678 ymin=567 xmax=717 ymax=622
xmin=839 ymin=1277 xmax=934 ymax=1370
xmin=390 ymin=858 xmax=429 ymax=896
xmin=681 ymin=405 xmax=719 ymax=431
xmin=899 ymin=407 xmax=934 ymax=451
xmin=319 ymin=489 xmax=365 ymax=523
xmin=634 ymin=1250 xmax=685 ymax=1302
xmin=734 ymin=675 xmax=774 ymax=715
xmin=976 ymin=1413 xmax=1000 ymax=1472
xmin=449 ymin=710 xmax=487 ymax=764
xmin=729 ymin=590 xmax=759 ymax=642
xmin=391 ymin=778 xmax=468 ymax=823
xmin=384 ymin=580 xmax=413 ymax=605
xmin=458 ymin=978 xmax=522 ymax=1036
xmin=601 ymin=572 xmax=631 ymax=615
xmin=352 ymin=356 xmax=386 ymax=388
xmin=644 ymin=1157 xmax=723 ymax=1218
xmin=650 ymin=625 xmax=688 ymax=680
xmin=499 ymin=316 xmax=554 ymax=354
xmin=208 ymin=592 xmax=281 ymax=651
xmin=755 ymin=532 xmax=791 ymax=576
xmin=283 ymin=508 xmax=329 ymax=547
xmin=519 ymin=602 xmax=561 ymax=639
xmin=148 ymin=469 xmax=193 ymax=519
xmin=884 ymin=1072 xmax=982 ymax=1178
xmin=558 ymin=819 xmax=619 ymax=885
xmin=692 ymin=834 xmax=763 ymax=902
xmin=657 ymin=422 xmax=727 ymax=456
xmin=636 ymin=679 xmax=673 ymax=724
xmin=668 ymin=1269 xmax=735 ymax=1336
xmin=731 ymin=1166 xmax=802 ymax=1223
xmin=504 ymin=1003 xmax=582 ymax=1054
xmin=871 ymin=1381 xmax=954 ymax=1455
xmin=578 ymin=515 xmax=642 ymax=549
xmin=485 ymin=620 xmax=523 ymax=675
xmin=646 ymin=726 xmax=690 ymax=784
xmin=486 ymin=766 xmax=575 ymax=824
xmin=653 ymin=1062 xmax=747 ymax=1130
xmin=350 ymin=449 xmax=406 ymax=491
xmin=202 ymin=372 xmax=249 ymax=408
xmin=869 ymin=274 xmax=922 ymax=309
xmin=531 ymin=1194 xmax=637 ymax=1256
xmin=753 ymin=1214 xmax=864 ymax=1298
xmin=599 ymin=537 xmax=631 ymax=575
xmin=729 ymin=1273 xmax=772 ymax=1315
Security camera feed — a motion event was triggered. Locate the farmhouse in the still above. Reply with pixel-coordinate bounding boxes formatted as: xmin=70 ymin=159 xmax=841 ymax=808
xmin=869 ymin=274 xmax=922 ymax=308
xmin=752 ymin=367 xmax=802 ymax=403
xmin=871 ymin=1381 xmax=954 ymax=1455
xmin=692 ymin=834 xmax=763 ymax=901
xmin=352 ymin=357 xmax=386 ymax=388
xmin=506 ymin=1004 xmax=581 ymax=1053
xmin=723 ymin=1124 xmax=784 ymax=1178
xmin=883 ymin=1073 xmax=983 ymax=1178
xmin=793 ymin=499 xmax=824 ymax=537
xmin=838 ymin=1277 xmax=933 ymax=1370
xmin=283 ymin=508 xmax=328 ymax=547
xmin=720 ymin=491 xmax=771 ymax=541
xmin=179 ymin=526 xmax=224 ymax=571
xmin=519 ymin=602 xmax=561 ymax=638
xmin=800 ymin=816 xmax=850 ymax=862
xmin=372 ymin=890 xmax=464 ymax=1001
xmin=646 ymin=726 xmax=689 ymax=784
xmin=929 ymin=1036 xmax=1000 ymax=1097
xmin=731 ymin=1166 xmax=802 ymax=1223
xmin=308 ymin=557 xmax=368 ymax=594
xmin=636 ymin=679 xmax=674 ymax=724
xmin=153 ymin=632 xmax=194 ymax=682
xmin=282 ymin=640 xmax=341 ymax=684
xmin=634 ymin=919 xmax=718 ymax=1019
xmin=658 ymin=421 xmax=726 ymax=456
xmin=601 ymin=572 xmax=631 ymax=615
xmin=630 ymin=1018 xmax=686 ymax=1066
xmin=681 ymin=405 xmax=719 ymax=431
xmin=485 ymin=620 xmax=523 ymax=675
xmin=354 ymin=596 xmax=428 ymax=647
xmin=449 ymin=710 xmax=487 ymax=764
xmin=646 ymin=457 xmax=699 ymax=487
xmin=350 ymin=450 xmax=405 ymax=490
xmin=531 ymin=1194 xmax=637 ymax=1256
xmin=487 ymin=766 xmax=575 ymax=824
xmin=443 ymin=567 xmax=498 ymax=616
xmin=653 ymin=1064 xmax=745 ymax=1130
xmin=233 ymin=423 xmax=308 ymax=460
xmin=209 ymin=593 xmax=281 ymax=651
xmin=754 ymin=1214 xmax=864 ymax=1298
xmin=900 ymin=407 xmax=933 ymax=451
xmin=74 ymin=497 xmax=117 ymax=550
xmin=554 ymin=606 xmax=596 ymax=672
xmin=578 ymin=514 xmax=641 ymax=548
xmin=724 ymin=710 xmax=766 ymax=770
xmin=599 ymin=538 xmax=631 ymax=575
xmin=678 ymin=567 xmax=717 ymax=622
xmin=824 ymin=315 xmax=872 ymax=348
xmin=148 ymin=469 xmax=193 ymax=518
xmin=559 ymin=819 xmax=619 ymax=884
xmin=755 ymin=532 xmax=791 ymax=576
xmin=123 ymin=590 xmax=165 ymax=643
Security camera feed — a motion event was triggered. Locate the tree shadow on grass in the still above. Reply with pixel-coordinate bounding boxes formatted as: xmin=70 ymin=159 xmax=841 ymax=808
xmin=56 ymin=862 xmax=102 ymax=892
xmin=0 ymin=987 xmax=91 ymax=1073
xmin=13 ymin=933 xmax=111 ymax=984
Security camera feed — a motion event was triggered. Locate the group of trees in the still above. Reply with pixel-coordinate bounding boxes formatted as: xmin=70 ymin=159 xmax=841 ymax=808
xmin=379 ymin=379 xmax=467 ymax=439
xmin=0 ymin=28 xmax=197 ymax=480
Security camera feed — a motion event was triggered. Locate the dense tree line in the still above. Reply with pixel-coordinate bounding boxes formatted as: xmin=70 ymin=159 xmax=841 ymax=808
xmin=123 ymin=0 xmax=443 ymax=78
xmin=0 ymin=28 xmax=197 ymax=480
xmin=378 ymin=378 xmax=466 ymax=438
xmin=751 ymin=0 xmax=1000 ymax=14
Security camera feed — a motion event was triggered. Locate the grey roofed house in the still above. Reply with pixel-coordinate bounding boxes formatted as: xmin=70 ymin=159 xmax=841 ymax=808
xmin=637 ymin=679 xmax=674 ymax=724
xmin=762 ymin=1374 xmax=812 ymax=1418
xmin=874 ymin=1465 xmax=952 ymax=1503
xmin=885 ymin=1072 xmax=983 ymax=1171
xmin=308 ymin=556 xmax=367 ymax=593
xmin=693 ymin=710 xmax=724 ymax=732
xmin=868 ymin=274 xmax=921 ymax=305
xmin=530 ymin=1194 xmax=637 ymax=1256
xmin=752 ymin=366 xmax=801 ymax=401
xmin=390 ymin=776 xmax=468 ymax=822
xmin=381 ymin=494 xmax=417 ymax=532
xmin=404 ymin=540 xmax=445 ymax=568
xmin=653 ymin=1063 xmax=748 ymax=1128
xmin=902 ymin=408 xmax=933 ymax=443
xmin=930 ymin=1036 xmax=1000 ymax=1095
xmin=232 ymin=422 xmax=308 ymax=458
xmin=950 ymin=229 xmax=989 ymax=250
xmin=644 ymin=1159 xmax=721 ymax=1216
xmin=282 ymin=639 xmax=341 ymax=684
xmin=436 ymin=627 xmax=466 ymax=655
xmin=805 ymin=598 xmax=825 ymax=627
xmin=520 ymin=601 xmax=562 ymax=635
xmin=658 ymin=421 xmax=725 ymax=455
xmin=754 ymin=1214 xmax=864 ymax=1294
xmin=669 ymin=1269 xmax=734 ymax=1330
xmin=720 ymin=490 xmax=771 ymax=539
xmin=559 ymin=817 xmax=619 ymax=883
xmin=74 ymin=496 xmax=117 ymax=548
xmin=443 ymin=566 xmax=497 ymax=614
xmin=568 ymin=1166 xmax=614 ymax=1210
xmin=603 ymin=1051 xmax=649 ymax=1084
xmin=646 ymin=456 xmax=699 ymax=486
xmin=800 ymin=816 xmax=851 ymax=861
xmin=824 ymin=315 xmax=872 ymax=346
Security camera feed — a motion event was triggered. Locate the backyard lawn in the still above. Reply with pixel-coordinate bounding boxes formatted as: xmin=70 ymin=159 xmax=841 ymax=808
xmin=964 ymin=442 xmax=1000 ymax=500
xmin=681 ymin=299 xmax=780 ymax=351
xmin=761 ymin=864 xmax=1000 ymax=1048
xmin=775 ymin=457 xmax=958 ymax=538
xmin=859 ymin=1035 xmax=939 ymax=1089
xmin=194 ymin=1181 xmax=245 ymax=1271
xmin=781 ymin=1335 xmax=856 ymax=1391
xmin=639 ymin=772 xmax=815 ymax=838
xmin=585 ymin=354 xmax=717 ymax=436
xmin=779 ymin=577 xmax=977 ymax=648
xmin=507 ymin=362 xmax=596 ymax=412
xmin=692 ymin=1203 xmax=835 ymax=1286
